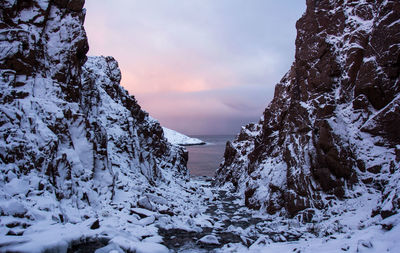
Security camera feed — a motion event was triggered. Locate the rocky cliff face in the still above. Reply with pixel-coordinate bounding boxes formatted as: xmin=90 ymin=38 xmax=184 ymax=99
xmin=216 ymin=0 xmax=400 ymax=220
xmin=0 ymin=0 xmax=187 ymax=241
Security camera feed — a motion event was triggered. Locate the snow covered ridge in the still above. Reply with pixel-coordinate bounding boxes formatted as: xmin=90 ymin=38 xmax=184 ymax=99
xmin=0 ymin=0 xmax=191 ymax=251
xmin=162 ymin=127 xmax=205 ymax=146
xmin=216 ymin=0 xmax=400 ymax=233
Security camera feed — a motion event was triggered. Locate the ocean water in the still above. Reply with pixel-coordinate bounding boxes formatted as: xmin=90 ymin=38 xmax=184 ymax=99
xmin=186 ymin=135 xmax=236 ymax=177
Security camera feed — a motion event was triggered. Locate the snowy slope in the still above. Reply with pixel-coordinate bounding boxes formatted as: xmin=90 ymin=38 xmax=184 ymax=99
xmin=215 ymin=0 xmax=400 ymax=250
xmin=217 ymin=0 xmax=400 ymax=219
xmin=162 ymin=127 xmax=205 ymax=146
xmin=0 ymin=1 xmax=192 ymax=251
xmin=212 ymin=0 xmax=400 ymax=252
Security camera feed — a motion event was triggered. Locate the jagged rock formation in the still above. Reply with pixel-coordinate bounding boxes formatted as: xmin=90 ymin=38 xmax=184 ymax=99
xmin=216 ymin=0 xmax=400 ymax=220
xmin=0 ymin=0 xmax=187 ymax=243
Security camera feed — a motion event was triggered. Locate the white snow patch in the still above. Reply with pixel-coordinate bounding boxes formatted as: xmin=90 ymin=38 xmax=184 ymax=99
xmin=162 ymin=127 xmax=205 ymax=146
xmin=199 ymin=235 xmax=220 ymax=245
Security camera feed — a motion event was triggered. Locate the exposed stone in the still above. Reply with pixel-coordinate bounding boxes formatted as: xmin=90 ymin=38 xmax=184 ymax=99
xmin=361 ymin=97 xmax=400 ymax=145
xmin=396 ymin=147 xmax=400 ymax=163
xmin=367 ymin=165 xmax=381 ymax=174
xmin=67 ymin=0 xmax=85 ymax=11
xmin=216 ymin=0 xmax=400 ymax=218
xmin=90 ymin=219 xmax=100 ymax=230
xmin=353 ymin=94 xmax=370 ymax=110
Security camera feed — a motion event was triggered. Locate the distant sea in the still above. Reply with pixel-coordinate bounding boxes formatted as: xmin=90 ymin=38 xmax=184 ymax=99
xmin=186 ymin=135 xmax=236 ymax=177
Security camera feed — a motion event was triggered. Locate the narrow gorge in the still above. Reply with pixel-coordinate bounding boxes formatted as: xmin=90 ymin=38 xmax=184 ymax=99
xmin=1 ymin=0 xmax=399 ymax=252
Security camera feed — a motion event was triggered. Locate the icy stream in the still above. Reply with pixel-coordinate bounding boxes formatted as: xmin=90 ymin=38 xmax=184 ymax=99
xmin=66 ymin=177 xmax=276 ymax=253
xmin=160 ymin=178 xmax=261 ymax=251
xmin=158 ymin=177 xmax=302 ymax=252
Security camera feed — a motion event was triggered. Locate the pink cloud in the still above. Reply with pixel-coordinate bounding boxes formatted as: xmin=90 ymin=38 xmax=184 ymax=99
xmin=83 ymin=0 xmax=305 ymax=134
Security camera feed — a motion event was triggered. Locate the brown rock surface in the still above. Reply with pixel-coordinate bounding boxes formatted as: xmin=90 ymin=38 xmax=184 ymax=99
xmin=216 ymin=0 xmax=400 ymax=219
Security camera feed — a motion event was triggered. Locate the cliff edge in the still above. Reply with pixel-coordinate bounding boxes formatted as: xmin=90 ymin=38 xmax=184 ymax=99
xmin=216 ymin=0 xmax=400 ymax=221
xmin=0 ymin=1 xmax=189 ymax=250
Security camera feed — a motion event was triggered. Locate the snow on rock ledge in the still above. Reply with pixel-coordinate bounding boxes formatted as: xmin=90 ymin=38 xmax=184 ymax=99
xmin=162 ymin=127 xmax=205 ymax=146
xmin=0 ymin=1 xmax=190 ymax=251
xmin=216 ymin=0 xmax=400 ymax=221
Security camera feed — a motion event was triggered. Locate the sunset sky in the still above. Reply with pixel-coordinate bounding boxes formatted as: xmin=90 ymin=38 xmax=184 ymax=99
xmin=84 ymin=1 xmax=306 ymax=135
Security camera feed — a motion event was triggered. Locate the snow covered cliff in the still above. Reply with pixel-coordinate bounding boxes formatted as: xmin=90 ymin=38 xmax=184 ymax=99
xmin=0 ymin=1 xmax=189 ymax=251
xmin=162 ymin=127 xmax=205 ymax=146
xmin=216 ymin=0 xmax=400 ymax=222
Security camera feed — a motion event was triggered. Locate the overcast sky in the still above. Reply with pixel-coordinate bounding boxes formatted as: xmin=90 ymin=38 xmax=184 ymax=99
xmin=84 ymin=0 xmax=306 ymax=135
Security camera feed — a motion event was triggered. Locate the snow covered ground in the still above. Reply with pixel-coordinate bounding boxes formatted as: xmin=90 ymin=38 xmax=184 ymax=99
xmin=2 ymin=177 xmax=399 ymax=252
xmin=0 ymin=178 xmax=208 ymax=253
xmin=162 ymin=127 xmax=205 ymax=146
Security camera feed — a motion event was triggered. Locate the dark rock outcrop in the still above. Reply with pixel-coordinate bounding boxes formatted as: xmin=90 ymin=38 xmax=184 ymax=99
xmin=216 ymin=0 xmax=400 ymax=219
xmin=0 ymin=0 xmax=187 ymax=231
